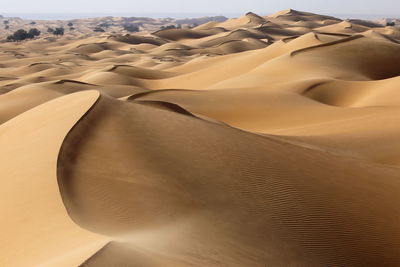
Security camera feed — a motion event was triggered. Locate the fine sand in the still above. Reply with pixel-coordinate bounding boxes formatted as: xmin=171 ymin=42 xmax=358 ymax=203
xmin=1 ymin=9 xmax=400 ymax=266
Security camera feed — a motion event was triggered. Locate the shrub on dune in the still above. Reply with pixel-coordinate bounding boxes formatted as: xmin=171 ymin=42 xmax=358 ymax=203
xmin=123 ymin=24 xmax=139 ymax=32
xmin=160 ymin=24 xmax=182 ymax=30
xmin=28 ymin=28 xmax=41 ymax=37
xmin=93 ymin=27 xmax=105 ymax=32
xmin=53 ymin=27 xmax=65 ymax=36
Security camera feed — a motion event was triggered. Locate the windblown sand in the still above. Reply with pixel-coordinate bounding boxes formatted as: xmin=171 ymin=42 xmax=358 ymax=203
xmin=1 ymin=9 xmax=400 ymax=266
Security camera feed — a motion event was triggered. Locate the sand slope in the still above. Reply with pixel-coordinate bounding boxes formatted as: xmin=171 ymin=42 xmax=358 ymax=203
xmin=1 ymin=9 xmax=400 ymax=266
xmin=58 ymin=95 xmax=400 ymax=266
xmin=0 ymin=91 xmax=108 ymax=267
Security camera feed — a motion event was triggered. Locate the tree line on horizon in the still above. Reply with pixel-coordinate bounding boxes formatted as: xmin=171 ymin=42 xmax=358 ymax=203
xmin=3 ymin=18 xmax=208 ymax=42
xmin=5 ymin=27 xmax=66 ymax=42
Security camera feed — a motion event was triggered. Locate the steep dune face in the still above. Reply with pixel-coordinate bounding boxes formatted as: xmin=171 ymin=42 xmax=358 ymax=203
xmin=2 ymin=9 xmax=400 ymax=266
xmin=58 ymin=95 xmax=400 ymax=266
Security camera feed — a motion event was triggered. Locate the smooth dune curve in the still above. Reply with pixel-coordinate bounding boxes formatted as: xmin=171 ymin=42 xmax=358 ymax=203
xmin=0 ymin=91 xmax=108 ymax=267
xmin=57 ymin=95 xmax=400 ymax=266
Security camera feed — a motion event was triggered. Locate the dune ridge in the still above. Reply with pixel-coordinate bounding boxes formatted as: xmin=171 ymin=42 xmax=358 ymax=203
xmin=1 ymin=9 xmax=400 ymax=266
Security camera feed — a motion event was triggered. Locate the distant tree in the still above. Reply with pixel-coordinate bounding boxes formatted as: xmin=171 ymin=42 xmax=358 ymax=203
xmin=6 ymin=29 xmax=35 ymax=42
xmin=67 ymin=22 xmax=73 ymax=27
xmin=123 ymin=24 xmax=139 ymax=32
xmin=387 ymin=21 xmax=395 ymax=26
xmin=53 ymin=27 xmax=65 ymax=36
xmin=14 ymin=29 xmax=29 ymax=41
xmin=28 ymin=28 xmax=41 ymax=37
xmin=98 ymin=22 xmax=112 ymax=28
xmin=30 ymin=21 xmax=36 ymax=25
xmin=160 ymin=25 xmax=178 ymax=30
xmin=93 ymin=26 xmax=105 ymax=32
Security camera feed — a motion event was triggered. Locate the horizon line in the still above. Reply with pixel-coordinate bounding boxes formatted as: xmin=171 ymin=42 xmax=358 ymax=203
xmin=1 ymin=11 xmax=399 ymax=20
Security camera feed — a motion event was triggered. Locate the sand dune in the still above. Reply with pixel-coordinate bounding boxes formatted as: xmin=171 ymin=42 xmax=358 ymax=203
xmin=1 ymin=9 xmax=400 ymax=266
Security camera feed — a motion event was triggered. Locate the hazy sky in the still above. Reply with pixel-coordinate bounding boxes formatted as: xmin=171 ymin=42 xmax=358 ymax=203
xmin=2 ymin=0 xmax=400 ymax=15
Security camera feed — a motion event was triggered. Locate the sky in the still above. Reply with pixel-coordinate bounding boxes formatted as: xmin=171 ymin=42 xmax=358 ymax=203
xmin=1 ymin=0 xmax=399 ymax=18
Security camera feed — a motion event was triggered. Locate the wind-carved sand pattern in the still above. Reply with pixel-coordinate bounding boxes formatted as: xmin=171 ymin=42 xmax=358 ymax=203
xmin=1 ymin=9 xmax=400 ymax=266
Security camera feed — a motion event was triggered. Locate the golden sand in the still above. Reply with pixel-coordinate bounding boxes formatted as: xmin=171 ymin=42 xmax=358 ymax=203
xmin=1 ymin=9 xmax=400 ymax=266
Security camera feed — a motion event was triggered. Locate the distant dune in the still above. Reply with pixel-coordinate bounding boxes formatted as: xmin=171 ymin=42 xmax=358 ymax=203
xmin=1 ymin=9 xmax=400 ymax=266
xmin=0 ymin=15 xmax=229 ymax=40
